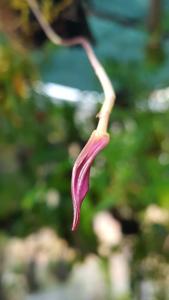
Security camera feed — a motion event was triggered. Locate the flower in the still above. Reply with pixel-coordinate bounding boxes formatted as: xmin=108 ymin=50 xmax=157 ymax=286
xmin=71 ymin=130 xmax=109 ymax=231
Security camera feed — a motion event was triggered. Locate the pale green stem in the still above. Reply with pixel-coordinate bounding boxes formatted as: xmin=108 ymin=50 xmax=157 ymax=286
xmin=26 ymin=0 xmax=116 ymax=135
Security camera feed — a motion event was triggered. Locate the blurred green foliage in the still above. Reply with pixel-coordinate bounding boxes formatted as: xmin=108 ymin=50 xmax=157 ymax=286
xmin=0 ymin=1 xmax=169 ymax=298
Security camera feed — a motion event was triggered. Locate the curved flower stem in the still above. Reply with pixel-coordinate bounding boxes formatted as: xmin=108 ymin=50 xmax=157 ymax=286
xmin=26 ymin=0 xmax=116 ymax=135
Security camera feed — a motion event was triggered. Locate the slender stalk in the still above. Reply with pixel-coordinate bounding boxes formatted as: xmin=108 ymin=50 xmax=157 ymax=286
xmin=26 ymin=0 xmax=116 ymax=135
xmin=26 ymin=0 xmax=62 ymax=44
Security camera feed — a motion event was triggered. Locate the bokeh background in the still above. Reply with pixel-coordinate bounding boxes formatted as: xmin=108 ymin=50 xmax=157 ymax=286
xmin=0 ymin=0 xmax=169 ymax=299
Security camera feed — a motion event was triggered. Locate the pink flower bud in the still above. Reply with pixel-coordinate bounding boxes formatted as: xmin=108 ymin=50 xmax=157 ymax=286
xmin=71 ymin=130 xmax=109 ymax=231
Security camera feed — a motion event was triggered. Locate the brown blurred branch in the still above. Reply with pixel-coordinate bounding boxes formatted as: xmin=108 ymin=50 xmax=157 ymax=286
xmin=147 ymin=0 xmax=164 ymax=62
xmin=148 ymin=0 xmax=162 ymax=33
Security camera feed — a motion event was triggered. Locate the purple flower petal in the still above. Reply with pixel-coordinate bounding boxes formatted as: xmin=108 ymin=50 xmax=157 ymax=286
xmin=71 ymin=130 xmax=109 ymax=231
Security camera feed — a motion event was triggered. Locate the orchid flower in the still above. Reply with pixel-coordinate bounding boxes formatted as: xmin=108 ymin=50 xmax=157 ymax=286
xmin=71 ymin=131 xmax=109 ymax=231
xmin=26 ymin=0 xmax=116 ymax=231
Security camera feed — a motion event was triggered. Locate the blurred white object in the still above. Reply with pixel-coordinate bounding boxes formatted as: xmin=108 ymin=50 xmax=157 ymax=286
xmin=70 ymin=255 xmax=107 ymax=300
xmin=139 ymin=280 xmax=157 ymax=300
xmin=26 ymin=255 xmax=106 ymax=300
xmin=46 ymin=189 xmax=60 ymax=208
xmin=109 ymin=251 xmax=130 ymax=298
xmin=35 ymin=81 xmax=102 ymax=124
xmin=35 ymin=82 xmax=81 ymax=103
xmin=148 ymin=87 xmax=169 ymax=112
xmin=93 ymin=211 xmax=122 ymax=250
xmin=144 ymin=204 xmax=169 ymax=224
xmin=35 ymin=81 xmax=101 ymax=104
